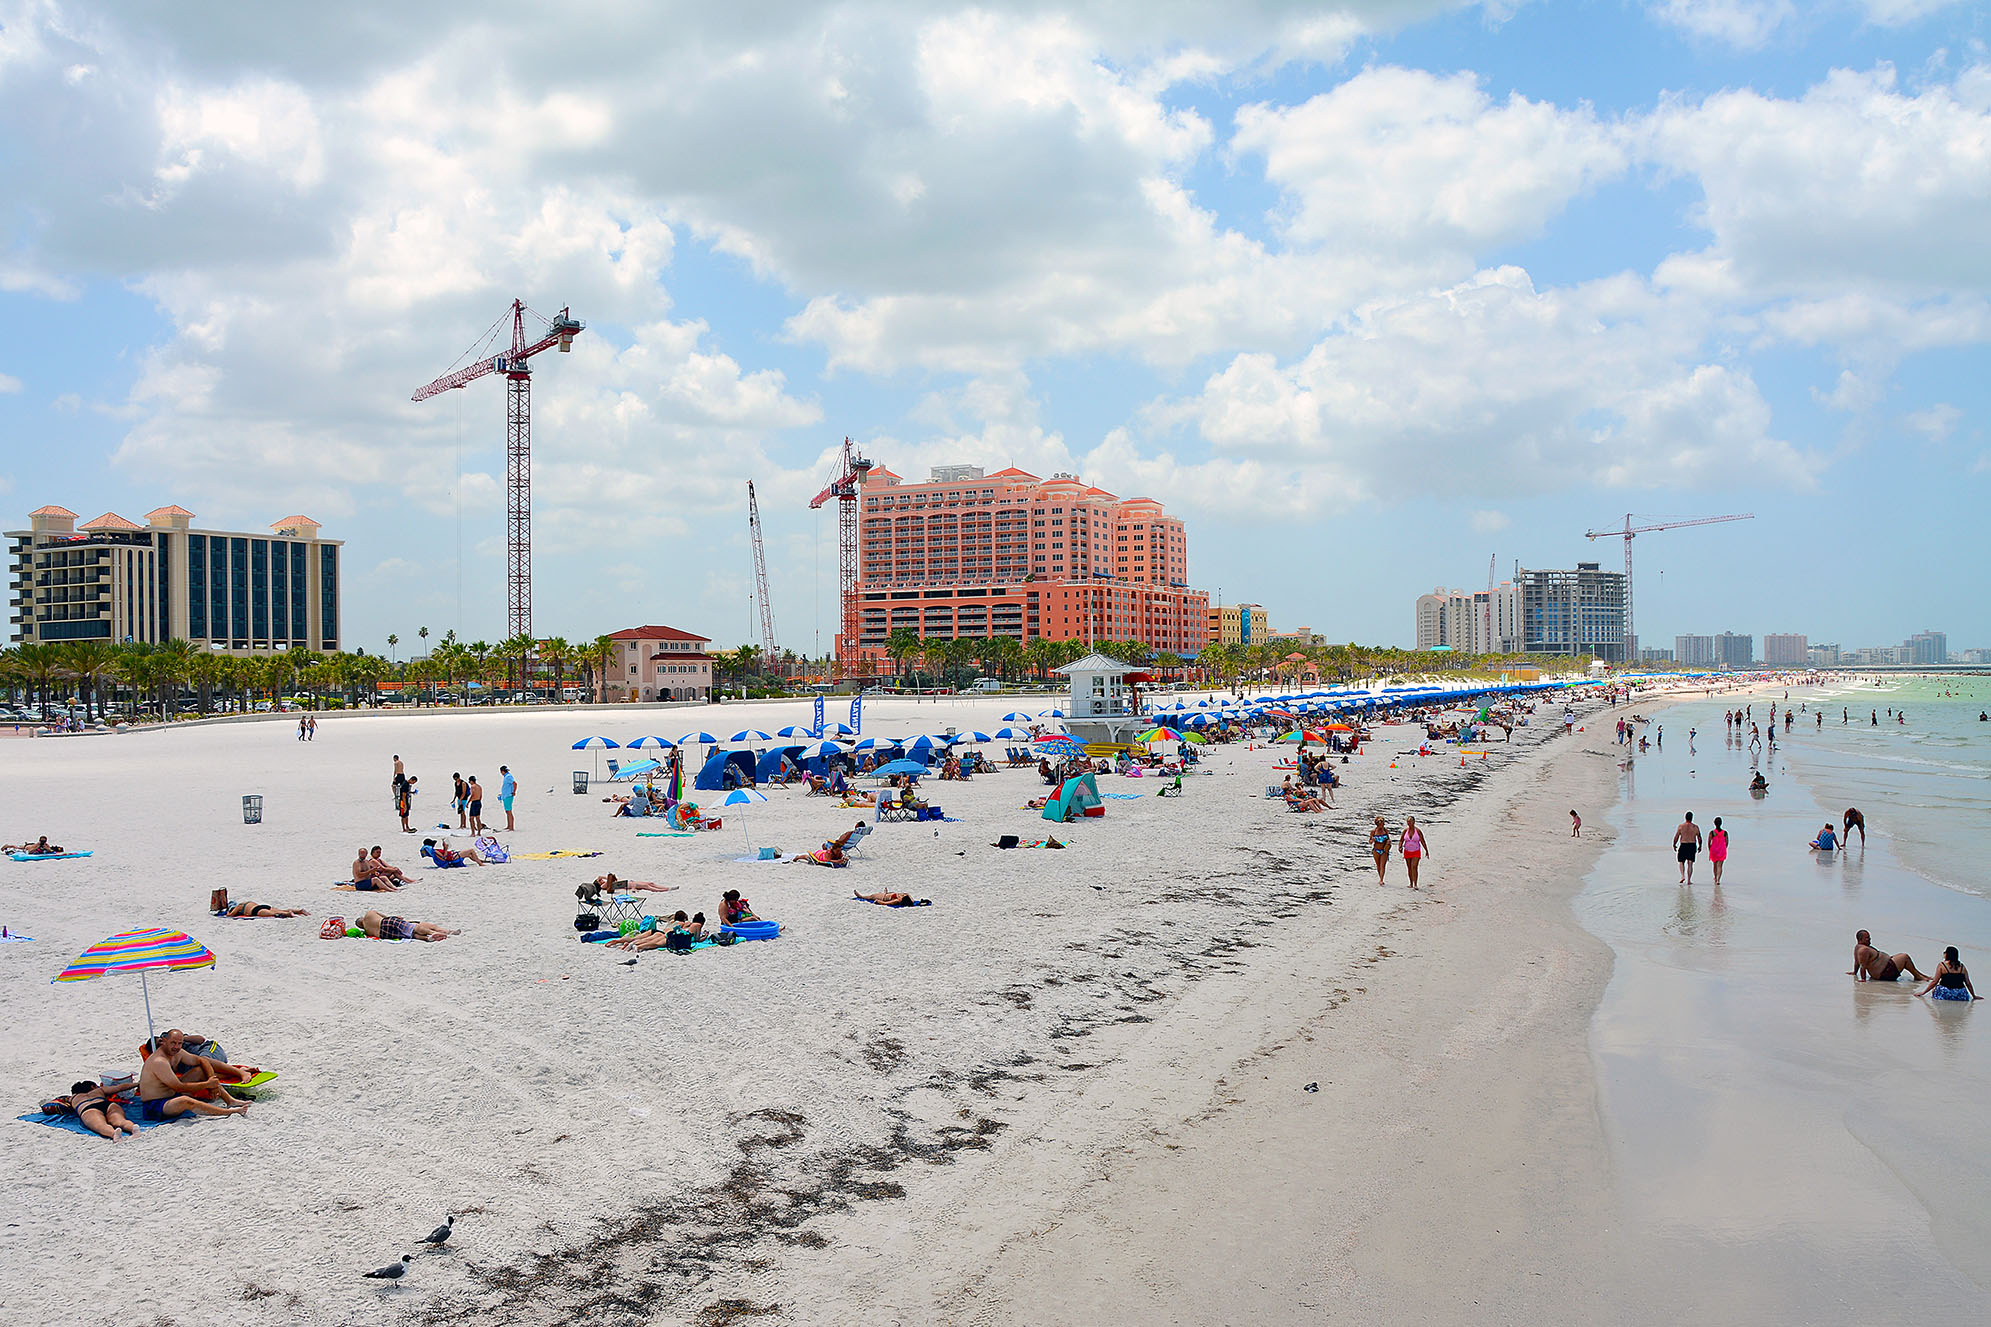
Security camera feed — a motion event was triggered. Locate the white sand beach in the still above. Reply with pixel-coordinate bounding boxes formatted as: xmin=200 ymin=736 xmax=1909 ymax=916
xmin=12 ymin=683 xmax=1941 ymax=1326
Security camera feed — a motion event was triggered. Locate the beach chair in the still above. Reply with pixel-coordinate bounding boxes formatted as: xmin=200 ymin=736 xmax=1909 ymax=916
xmin=876 ymin=802 xmax=917 ymax=823
xmin=605 ymin=758 xmax=621 ymax=780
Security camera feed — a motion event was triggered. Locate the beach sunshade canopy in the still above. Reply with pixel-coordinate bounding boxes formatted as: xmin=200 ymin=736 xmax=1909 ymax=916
xmin=852 ymin=736 xmax=899 ymax=751
xmin=572 ymin=736 xmax=620 ymax=750
xmin=626 ymin=735 xmax=675 ymax=749
xmin=729 ymin=730 xmax=773 ymax=744
xmin=679 ymin=732 xmax=719 ymax=746
xmin=874 ymin=758 xmax=930 ymax=777
xmin=615 ymin=758 xmax=663 ymax=780
xmin=1139 ymin=726 xmax=1182 ymax=742
xmin=804 ymin=740 xmax=852 ymax=759
xmin=720 ymin=788 xmax=768 ymax=806
xmin=962 ymin=731 xmax=993 ymax=743
xmin=904 ymin=735 xmax=952 ymax=754
xmin=55 ymin=927 xmax=216 ymax=1046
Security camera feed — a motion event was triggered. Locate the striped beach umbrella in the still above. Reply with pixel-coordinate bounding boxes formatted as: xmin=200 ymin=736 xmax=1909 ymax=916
xmin=54 ymin=927 xmax=216 ymax=1045
xmin=1001 ymin=712 xmax=1033 ymax=722
xmin=729 ymin=729 xmax=773 ymax=744
xmin=775 ymin=725 xmax=814 ymax=738
xmin=627 ymin=735 xmax=676 ymax=749
xmin=678 ymin=731 xmax=719 ymax=746
xmin=719 ymin=788 xmax=769 ymax=855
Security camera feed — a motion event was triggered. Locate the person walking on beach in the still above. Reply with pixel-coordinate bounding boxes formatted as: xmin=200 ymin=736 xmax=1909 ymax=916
xmin=1673 ymin=811 xmax=1702 ymax=885
xmin=1842 ymin=808 xmax=1866 ymax=847
xmin=499 ymin=765 xmax=516 ymax=831
xmin=1369 ymin=817 xmax=1393 ymax=884
xmin=1571 ymin=810 xmax=1582 ymax=837
xmin=306 ymin=715 xmax=316 ymax=741
xmin=1708 ymin=816 xmax=1729 ymax=885
xmin=297 ymin=716 xmax=307 ymax=742
xmin=1850 ymin=930 xmax=1928 ymax=984
xmin=467 ymin=775 xmax=485 ymax=833
xmin=1399 ymin=817 xmax=1430 ymax=889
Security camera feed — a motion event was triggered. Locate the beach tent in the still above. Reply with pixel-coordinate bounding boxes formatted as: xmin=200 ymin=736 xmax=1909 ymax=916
xmin=695 ymin=749 xmax=757 ymax=791
xmin=754 ymin=746 xmax=803 ymax=783
xmin=1042 ymin=772 xmax=1103 ymax=823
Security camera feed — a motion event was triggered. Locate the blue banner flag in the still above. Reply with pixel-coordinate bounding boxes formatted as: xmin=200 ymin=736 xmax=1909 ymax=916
xmin=850 ymin=696 xmax=862 ymax=734
xmin=813 ymin=694 xmax=825 ymax=738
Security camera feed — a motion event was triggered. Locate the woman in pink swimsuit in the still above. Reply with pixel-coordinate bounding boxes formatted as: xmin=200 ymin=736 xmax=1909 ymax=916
xmin=1708 ymin=816 xmax=1729 ymax=885
xmin=1399 ymin=817 xmax=1431 ymax=890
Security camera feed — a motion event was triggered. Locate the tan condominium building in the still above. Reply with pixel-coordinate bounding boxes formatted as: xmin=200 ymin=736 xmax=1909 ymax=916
xmin=604 ymin=625 xmax=714 ymax=702
xmin=7 ymin=505 xmax=342 ymax=652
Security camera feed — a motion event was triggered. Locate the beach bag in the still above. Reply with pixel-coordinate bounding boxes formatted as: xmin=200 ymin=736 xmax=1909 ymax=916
xmin=210 ymin=888 xmax=229 ymax=914
xmin=379 ymin=915 xmax=414 ymax=940
xmin=664 ymin=930 xmax=695 ymax=953
xmin=574 ymin=912 xmax=599 ymax=932
xmin=995 ymin=835 xmax=1020 ymax=849
xmin=319 ymin=917 xmax=345 ymax=940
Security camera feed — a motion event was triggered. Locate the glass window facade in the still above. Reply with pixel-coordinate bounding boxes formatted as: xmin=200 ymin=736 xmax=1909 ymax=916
xmin=271 ymin=542 xmax=288 ymax=642
xmin=319 ymin=544 xmax=338 ymax=647
xmin=208 ymin=536 xmax=229 ymax=640
xmin=230 ymin=538 xmax=248 ymax=644
xmin=251 ymin=540 xmax=269 ymax=641
xmin=290 ymin=543 xmax=306 ymax=644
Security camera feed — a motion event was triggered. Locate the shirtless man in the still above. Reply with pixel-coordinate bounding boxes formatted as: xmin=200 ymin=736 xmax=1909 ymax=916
xmin=137 ymin=1029 xmax=249 ymax=1121
xmin=466 ymin=775 xmax=486 ymax=833
xmin=1850 ymin=930 xmax=1929 ymax=984
xmin=1672 ymin=811 xmax=1702 ymax=885
xmin=346 ymin=847 xmax=391 ymax=891
xmin=1842 ymin=808 xmax=1867 ymax=847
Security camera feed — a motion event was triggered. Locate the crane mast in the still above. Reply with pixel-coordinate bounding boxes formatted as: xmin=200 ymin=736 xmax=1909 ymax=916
xmin=1585 ymin=513 xmax=1754 ymax=661
xmin=748 ymin=481 xmax=778 ymax=673
xmin=807 ymin=437 xmax=872 ymax=680
xmin=412 ymin=299 xmax=584 ymax=641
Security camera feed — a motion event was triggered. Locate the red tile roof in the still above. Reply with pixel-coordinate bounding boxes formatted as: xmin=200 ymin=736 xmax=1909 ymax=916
xmin=80 ymin=511 xmax=143 ymax=531
xmin=609 ymin=625 xmax=712 ymax=643
xmin=271 ymin=515 xmax=321 ymax=530
xmin=987 ymin=467 xmax=1038 ymax=480
xmin=29 ymin=505 xmax=77 ymax=518
xmin=146 ymin=505 xmax=195 ymax=518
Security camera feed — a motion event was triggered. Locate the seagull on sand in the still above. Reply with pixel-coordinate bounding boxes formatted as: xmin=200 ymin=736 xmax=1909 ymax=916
xmin=363 ymin=1255 xmax=412 ymax=1281
xmin=421 ymin=1215 xmax=454 ymax=1248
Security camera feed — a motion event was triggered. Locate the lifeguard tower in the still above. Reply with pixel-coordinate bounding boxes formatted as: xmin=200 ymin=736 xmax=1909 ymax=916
xmin=1059 ymin=653 xmax=1150 ymax=748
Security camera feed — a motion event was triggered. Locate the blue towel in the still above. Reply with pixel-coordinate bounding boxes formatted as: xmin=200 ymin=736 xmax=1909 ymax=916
xmin=17 ymin=1109 xmax=194 ymax=1137
xmin=1101 ymin=793 xmax=1144 ymax=800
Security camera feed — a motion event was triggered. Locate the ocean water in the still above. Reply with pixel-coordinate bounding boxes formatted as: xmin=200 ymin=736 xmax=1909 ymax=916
xmin=1574 ymin=684 xmax=1991 ymax=1311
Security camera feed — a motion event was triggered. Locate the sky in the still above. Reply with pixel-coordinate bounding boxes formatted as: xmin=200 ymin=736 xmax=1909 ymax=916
xmin=1 ymin=0 xmax=1986 ymax=657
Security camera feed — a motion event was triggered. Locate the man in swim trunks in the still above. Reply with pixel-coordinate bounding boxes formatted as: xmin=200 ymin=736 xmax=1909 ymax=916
xmin=347 ymin=847 xmax=391 ymax=891
xmin=499 ymin=766 xmax=516 ymax=831
xmin=137 ymin=1030 xmax=249 ymax=1121
xmin=1672 ymin=811 xmax=1702 ymax=885
xmin=1842 ymin=808 xmax=1866 ymax=846
xmin=1850 ymin=930 xmax=1929 ymax=984
xmin=466 ymin=775 xmax=485 ymax=833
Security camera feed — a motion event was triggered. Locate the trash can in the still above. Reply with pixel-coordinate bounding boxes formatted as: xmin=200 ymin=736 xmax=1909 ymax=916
xmin=572 ymin=771 xmax=589 ymax=794
xmin=242 ymin=795 xmax=263 ymax=825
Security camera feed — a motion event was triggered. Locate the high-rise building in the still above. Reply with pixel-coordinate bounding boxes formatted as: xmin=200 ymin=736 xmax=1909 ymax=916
xmin=1638 ymin=646 xmax=1675 ymax=662
xmin=1209 ymin=603 xmax=1269 ymax=647
xmin=1906 ymin=630 xmax=1948 ymax=664
xmin=1715 ymin=632 xmax=1754 ymax=666
xmin=1414 ymin=583 xmax=1522 ymax=654
xmin=1762 ymin=633 xmax=1808 ymax=666
xmin=1675 ymin=634 xmax=1716 ymax=666
xmin=1518 ymin=562 xmax=1627 ymax=661
xmin=1808 ymin=643 xmax=1842 ymax=667
xmin=852 ymin=464 xmax=1210 ymax=662
xmin=8 ymin=505 xmax=341 ymax=652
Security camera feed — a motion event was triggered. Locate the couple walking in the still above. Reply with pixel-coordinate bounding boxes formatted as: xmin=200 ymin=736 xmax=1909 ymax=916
xmin=1671 ymin=811 xmax=1731 ymax=885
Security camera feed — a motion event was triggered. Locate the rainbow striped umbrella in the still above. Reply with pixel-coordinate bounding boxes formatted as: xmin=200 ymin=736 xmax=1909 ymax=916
xmin=53 ymin=927 xmax=216 ymax=1044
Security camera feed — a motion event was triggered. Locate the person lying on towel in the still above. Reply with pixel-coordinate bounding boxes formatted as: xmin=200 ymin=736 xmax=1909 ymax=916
xmin=6 ymin=836 xmax=65 ymax=855
xmin=789 ymin=846 xmax=848 ymax=866
xmin=854 ymin=891 xmax=930 ymax=907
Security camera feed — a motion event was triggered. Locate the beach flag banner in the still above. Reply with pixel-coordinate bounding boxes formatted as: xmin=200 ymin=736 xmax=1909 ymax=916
xmin=850 ymin=697 xmax=863 ymax=734
xmin=53 ymin=927 xmax=216 ymax=1045
xmin=813 ymin=694 xmax=826 ymax=738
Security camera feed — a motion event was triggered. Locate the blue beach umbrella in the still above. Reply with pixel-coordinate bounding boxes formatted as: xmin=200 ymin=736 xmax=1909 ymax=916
xmin=961 ymin=731 xmax=993 ymax=744
xmin=719 ymin=787 xmax=769 ymax=854
xmin=804 ymin=740 xmax=852 ymax=760
xmin=1001 ymin=712 xmax=1033 ymax=722
xmin=627 ymin=735 xmax=675 ymax=750
xmin=573 ymin=735 xmax=620 ymax=779
xmin=1038 ymin=709 xmax=1065 ymax=718
xmin=874 ymin=758 xmax=930 ymax=777
xmin=679 ymin=731 xmax=719 ymax=746
xmin=824 ymin=721 xmax=857 ymax=736
xmin=729 ymin=729 xmax=773 ymax=744
xmin=776 ymin=725 xmax=814 ymax=738
xmin=993 ymin=726 xmax=1027 ymax=739
xmin=852 ymin=736 xmax=899 ymax=752
xmin=904 ymin=735 xmax=952 ymax=757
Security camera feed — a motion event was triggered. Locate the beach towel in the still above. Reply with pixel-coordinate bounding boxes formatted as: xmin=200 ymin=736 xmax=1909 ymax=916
xmin=19 ymin=1109 xmax=194 ymax=1137
xmin=1101 ymin=793 xmax=1144 ymax=800
xmin=635 ymin=832 xmax=697 ymax=838
xmin=852 ymin=893 xmax=932 ymax=907
xmin=514 ymin=851 xmax=603 ymax=860
xmin=0 ymin=933 xmax=33 ymax=942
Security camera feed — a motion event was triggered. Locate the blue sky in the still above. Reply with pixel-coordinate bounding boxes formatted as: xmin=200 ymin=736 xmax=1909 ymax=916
xmin=1 ymin=0 xmax=1985 ymax=656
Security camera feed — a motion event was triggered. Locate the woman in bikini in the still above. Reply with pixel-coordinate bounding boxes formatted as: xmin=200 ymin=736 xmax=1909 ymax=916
xmin=1370 ymin=817 xmax=1393 ymax=884
xmin=1399 ymin=816 xmax=1430 ymax=889
xmin=855 ymin=891 xmax=928 ymax=907
xmin=221 ymin=900 xmax=310 ymax=919
xmin=67 ymin=1080 xmax=139 ymax=1142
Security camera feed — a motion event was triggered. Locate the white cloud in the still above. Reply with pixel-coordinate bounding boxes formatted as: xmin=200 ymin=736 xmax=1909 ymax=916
xmin=1904 ymin=402 xmax=1961 ymax=441
xmin=1469 ymin=509 xmax=1511 ymax=533
xmin=0 ymin=371 xmax=21 ymax=394
xmin=1649 ymin=1 xmax=1795 ymax=49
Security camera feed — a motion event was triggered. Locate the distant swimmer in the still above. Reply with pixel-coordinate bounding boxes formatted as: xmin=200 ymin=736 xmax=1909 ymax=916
xmin=1673 ymin=811 xmax=1702 ymax=885
xmin=1842 ymin=808 xmax=1866 ymax=846
xmin=1810 ymin=823 xmax=1839 ymax=853
xmin=1850 ymin=930 xmax=1928 ymax=984
xmin=1980 ymin=712 xmax=1988 ymax=722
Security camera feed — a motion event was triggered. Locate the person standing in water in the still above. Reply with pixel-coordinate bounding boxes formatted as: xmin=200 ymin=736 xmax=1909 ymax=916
xmin=1708 ymin=816 xmax=1729 ymax=885
xmin=1399 ymin=817 xmax=1430 ymax=890
xmin=1673 ymin=811 xmax=1702 ymax=885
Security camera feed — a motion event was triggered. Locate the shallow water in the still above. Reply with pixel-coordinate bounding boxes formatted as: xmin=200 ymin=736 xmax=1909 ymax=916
xmin=1577 ymin=687 xmax=1991 ymax=1309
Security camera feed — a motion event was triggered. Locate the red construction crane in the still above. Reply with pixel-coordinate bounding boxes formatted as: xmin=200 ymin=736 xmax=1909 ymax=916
xmin=808 ymin=437 xmax=872 ymax=679
xmin=412 ymin=299 xmax=584 ymax=641
xmin=747 ymin=480 xmax=778 ymax=672
xmin=1585 ymin=512 xmax=1754 ymax=661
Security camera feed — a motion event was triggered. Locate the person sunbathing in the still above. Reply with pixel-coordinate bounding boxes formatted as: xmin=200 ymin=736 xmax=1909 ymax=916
xmin=66 ymin=1079 xmax=140 ymax=1141
xmin=356 ymin=909 xmax=457 ymax=942
xmin=824 ymin=822 xmax=870 ymax=855
xmin=137 ymin=1029 xmax=249 ymax=1120
xmin=790 ymin=846 xmax=848 ymax=866
xmin=220 ymin=900 xmax=310 ymax=918
xmin=721 ymin=889 xmax=758 ymax=924
xmin=422 ymin=838 xmax=486 ymax=867
xmin=593 ymin=872 xmax=678 ymax=894
xmin=339 ymin=848 xmax=400 ymax=892
xmin=367 ymin=846 xmax=415 ymax=885
xmin=143 ymin=1032 xmax=257 ymax=1086
xmin=7 ymin=836 xmax=64 ymax=855
xmin=854 ymin=890 xmax=929 ymax=907
xmin=1287 ymin=791 xmax=1328 ymax=812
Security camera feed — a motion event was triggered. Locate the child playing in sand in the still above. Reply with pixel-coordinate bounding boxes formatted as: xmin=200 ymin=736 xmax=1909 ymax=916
xmin=1570 ymin=810 xmax=1581 ymax=837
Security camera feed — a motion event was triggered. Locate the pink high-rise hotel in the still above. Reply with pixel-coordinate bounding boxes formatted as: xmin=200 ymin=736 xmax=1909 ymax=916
xmin=850 ymin=463 xmax=1211 ymax=665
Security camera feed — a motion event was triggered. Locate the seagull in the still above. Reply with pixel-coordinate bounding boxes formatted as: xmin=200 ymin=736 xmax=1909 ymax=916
xmin=363 ymin=1254 xmax=412 ymax=1281
xmin=421 ymin=1215 xmax=454 ymax=1247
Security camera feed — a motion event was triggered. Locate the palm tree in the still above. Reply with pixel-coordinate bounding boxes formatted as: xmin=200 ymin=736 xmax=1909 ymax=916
xmin=54 ymin=640 xmax=120 ymax=718
xmin=386 ymin=633 xmax=399 ymax=662
xmin=589 ymin=634 xmax=617 ymax=703
xmin=885 ymin=628 xmax=922 ymax=684
xmin=539 ymin=637 xmax=574 ymax=700
xmin=417 ymin=626 xmax=429 ymax=658
xmin=499 ymin=633 xmax=536 ymax=697
xmin=13 ymin=642 xmax=62 ymax=714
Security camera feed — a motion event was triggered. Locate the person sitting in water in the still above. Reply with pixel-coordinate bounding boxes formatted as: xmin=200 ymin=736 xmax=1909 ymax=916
xmin=355 ymin=909 xmax=457 ymax=942
xmin=721 ymin=889 xmax=758 ymax=924
xmin=65 ymin=1079 xmax=140 ymax=1141
xmin=1850 ymin=930 xmax=1929 ymax=984
xmin=219 ymin=900 xmax=310 ymax=919
xmin=854 ymin=890 xmax=929 ymax=907
xmin=1810 ymin=824 xmax=1839 ymax=852
xmin=137 ymin=1029 xmax=249 ymax=1121
xmin=421 ymin=838 xmax=487 ymax=867
xmin=1918 ymin=947 xmax=1978 ymax=1002
xmin=1749 ymin=772 xmax=1769 ymax=792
